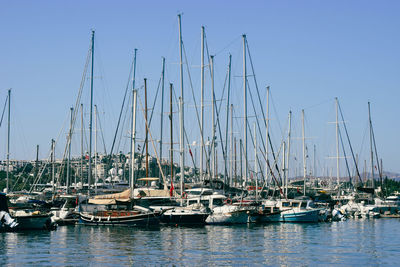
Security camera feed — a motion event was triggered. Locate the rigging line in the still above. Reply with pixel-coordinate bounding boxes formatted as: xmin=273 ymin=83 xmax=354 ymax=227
xmin=214 ymin=35 xmax=242 ymax=56
xmin=181 ymin=40 xmax=212 ymax=175
xmin=338 ymin=100 xmax=362 ymax=184
xmin=137 ymin=95 xmax=167 ymax=186
xmin=0 ymin=95 xmax=8 ymax=128
xmin=303 ymin=97 xmax=334 ymax=111
xmin=96 ymin=109 xmax=108 ymax=155
xmin=109 ymin=52 xmax=135 ymax=156
xmin=171 ymin=82 xmax=210 ymax=176
xmin=138 ymin=70 xmax=163 ymax=156
xmin=371 ymin=122 xmax=382 ymax=180
xmin=246 ymin=80 xmax=281 ymax=182
xmin=246 ymin=40 xmax=282 ymax=154
xmin=59 ymin=44 xmax=91 ymax=169
xmin=246 ymin=119 xmax=265 ymax=181
xmin=338 ymin=124 xmax=353 ymax=185
xmin=116 ymin=93 xmax=130 ymax=154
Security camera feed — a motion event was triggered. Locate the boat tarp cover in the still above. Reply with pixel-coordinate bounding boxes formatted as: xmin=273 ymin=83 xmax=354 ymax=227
xmin=88 ymin=188 xmax=132 ymax=205
xmin=88 ymin=198 xmax=117 ymax=205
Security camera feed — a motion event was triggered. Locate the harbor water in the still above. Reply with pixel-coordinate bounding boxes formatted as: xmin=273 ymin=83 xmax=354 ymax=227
xmin=1 ymin=219 xmax=399 ymax=266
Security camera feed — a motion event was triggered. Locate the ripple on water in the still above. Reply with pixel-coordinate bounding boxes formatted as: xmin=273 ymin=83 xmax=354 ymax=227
xmin=1 ymin=219 xmax=400 ymax=266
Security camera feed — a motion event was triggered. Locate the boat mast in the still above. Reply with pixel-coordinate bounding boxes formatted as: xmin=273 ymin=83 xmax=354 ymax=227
xmin=6 ymin=89 xmax=10 ymax=193
xmin=170 ymin=83 xmax=174 ymax=194
xmin=200 ymin=26 xmax=205 ymax=182
xmin=225 ymin=55 xmax=232 ymax=188
xmin=94 ymin=104 xmax=98 ymax=193
xmin=80 ymin=104 xmax=84 ymax=187
xmin=368 ymin=101 xmax=375 ymax=189
xmin=282 ymin=141 xmax=286 ymax=197
xmin=254 ymin=122 xmax=258 ymax=200
xmin=51 ymin=139 xmax=55 ymax=197
xmin=286 ymin=111 xmax=292 ymax=198
xmin=335 ymin=97 xmax=340 ymax=191
xmin=265 ymin=86 xmax=270 ymax=189
xmin=210 ymin=55 xmax=215 ymax=181
xmin=230 ymin=104 xmax=233 ymax=187
xmin=130 ymin=89 xmax=138 ymax=192
xmin=66 ymin=107 xmax=73 ymax=194
xmin=178 ymin=14 xmax=185 ymax=202
xmin=88 ymin=30 xmax=95 ymax=196
xmin=145 ymin=78 xmax=149 ymax=178
xmin=159 ymin=57 xmax=165 ymax=182
xmin=242 ymin=34 xmax=248 ymax=187
xmin=130 ymin=49 xmax=138 ymax=188
xmin=302 ymin=109 xmax=306 ymax=196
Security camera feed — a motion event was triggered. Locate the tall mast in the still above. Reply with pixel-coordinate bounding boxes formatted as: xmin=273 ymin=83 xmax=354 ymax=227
xmin=242 ymin=34 xmax=248 ymax=186
xmin=80 ymin=104 xmax=84 ymax=186
xmin=210 ymin=55 xmax=215 ymax=181
xmin=178 ymin=14 xmax=185 ymax=200
xmin=302 ymin=109 xmax=306 ymax=196
xmin=6 ymin=89 xmax=10 ymax=193
xmin=225 ymin=54 xmax=232 ymax=187
xmin=368 ymin=101 xmax=375 ymax=189
xmin=230 ymin=104 xmax=234 ymax=187
xmin=200 ymin=26 xmax=205 ymax=182
xmin=94 ymin=104 xmax=98 ymax=194
xmin=130 ymin=49 xmax=138 ymax=188
xmin=51 ymin=139 xmax=55 ymax=197
xmin=254 ymin=122 xmax=258 ymax=200
xmin=282 ymin=141 xmax=286 ymax=197
xmin=145 ymin=78 xmax=149 ymax=178
xmin=286 ymin=111 xmax=292 ymax=198
xmin=159 ymin=57 xmax=165 ymax=181
xmin=265 ymin=86 xmax=270 ymax=189
xmin=67 ymin=107 xmax=73 ymax=194
xmin=130 ymin=89 xmax=138 ymax=191
xmin=335 ymin=98 xmax=340 ymax=190
xmin=169 ymin=83 xmax=174 ymax=194
xmin=88 ymin=30 xmax=95 ymax=195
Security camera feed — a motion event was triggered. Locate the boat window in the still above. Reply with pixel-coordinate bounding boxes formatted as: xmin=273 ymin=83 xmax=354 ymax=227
xmin=301 ymin=202 xmax=307 ymax=208
xmin=213 ymin=199 xmax=224 ymax=207
xmin=282 ymin=202 xmax=290 ymax=207
xmin=200 ymin=200 xmax=210 ymax=207
xmin=188 ymin=200 xmax=197 ymax=205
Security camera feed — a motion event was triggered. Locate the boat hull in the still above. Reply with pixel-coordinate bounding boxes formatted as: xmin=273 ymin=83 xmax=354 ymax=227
xmin=280 ymin=209 xmax=320 ymax=223
xmin=161 ymin=212 xmax=208 ymax=225
xmin=79 ymin=212 xmax=160 ymax=226
xmin=206 ymin=210 xmax=250 ymax=224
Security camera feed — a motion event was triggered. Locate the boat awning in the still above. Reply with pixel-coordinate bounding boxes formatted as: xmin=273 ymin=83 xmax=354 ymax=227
xmin=88 ymin=198 xmax=116 ymax=205
xmin=93 ymin=188 xmax=131 ymax=200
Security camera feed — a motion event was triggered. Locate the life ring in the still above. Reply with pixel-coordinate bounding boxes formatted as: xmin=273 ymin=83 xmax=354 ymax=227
xmin=182 ymin=192 xmax=187 ymax=199
xmin=225 ymin=198 xmax=232 ymax=205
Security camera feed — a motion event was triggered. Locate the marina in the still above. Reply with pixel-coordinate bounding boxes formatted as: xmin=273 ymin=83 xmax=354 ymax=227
xmin=1 ymin=1 xmax=400 ymax=265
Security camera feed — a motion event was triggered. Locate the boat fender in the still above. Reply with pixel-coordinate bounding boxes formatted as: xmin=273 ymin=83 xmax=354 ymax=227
xmin=107 ymin=216 xmax=111 ymax=221
xmin=225 ymin=198 xmax=232 ymax=205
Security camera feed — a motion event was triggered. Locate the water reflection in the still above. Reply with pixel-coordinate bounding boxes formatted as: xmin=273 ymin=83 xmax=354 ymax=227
xmin=1 ymin=220 xmax=400 ymax=265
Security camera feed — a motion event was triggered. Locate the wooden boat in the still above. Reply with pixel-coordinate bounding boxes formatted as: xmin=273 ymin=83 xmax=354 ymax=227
xmin=79 ymin=189 xmax=161 ymax=226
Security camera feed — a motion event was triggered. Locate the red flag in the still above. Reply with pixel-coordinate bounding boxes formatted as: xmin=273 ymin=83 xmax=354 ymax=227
xmin=189 ymin=148 xmax=193 ymax=158
xmin=85 ymin=155 xmax=89 ymax=160
xmin=169 ymin=180 xmax=174 ymax=197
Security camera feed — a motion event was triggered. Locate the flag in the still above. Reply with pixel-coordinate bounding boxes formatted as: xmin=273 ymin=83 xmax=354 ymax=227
xmin=169 ymin=180 xmax=174 ymax=197
xmin=85 ymin=155 xmax=89 ymax=160
xmin=189 ymin=148 xmax=193 ymax=158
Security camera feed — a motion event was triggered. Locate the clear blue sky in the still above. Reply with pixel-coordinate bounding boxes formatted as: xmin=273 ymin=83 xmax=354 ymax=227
xmin=0 ymin=1 xmax=399 ymax=175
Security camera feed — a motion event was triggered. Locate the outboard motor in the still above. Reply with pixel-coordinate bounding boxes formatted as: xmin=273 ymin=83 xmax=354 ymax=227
xmin=0 ymin=193 xmax=19 ymax=229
